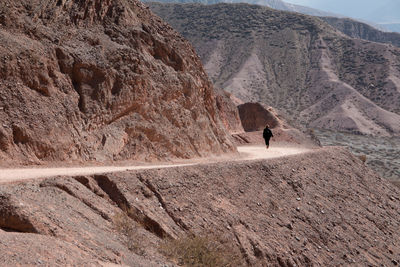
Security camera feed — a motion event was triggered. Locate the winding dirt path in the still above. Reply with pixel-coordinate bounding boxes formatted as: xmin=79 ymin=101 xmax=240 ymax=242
xmin=0 ymin=145 xmax=311 ymax=184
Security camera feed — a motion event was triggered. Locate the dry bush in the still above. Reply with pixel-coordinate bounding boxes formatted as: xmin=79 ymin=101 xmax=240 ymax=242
xmin=358 ymin=154 xmax=367 ymax=163
xmin=113 ymin=208 xmax=144 ymax=254
xmin=159 ymin=234 xmax=245 ymax=267
xmin=390 ymin=180 xmax=400 ymax=189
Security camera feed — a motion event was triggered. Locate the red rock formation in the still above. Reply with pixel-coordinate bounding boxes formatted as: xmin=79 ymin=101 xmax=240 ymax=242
xmin=238 ymin=102 xmax=281 ymax=132
xmin=215 ymin=88 xmax=244 ymax=134
xmin=235 ymin=102 xmax=319 ymax=146
xmin=0 ymin=0 xmax=234 ymax=164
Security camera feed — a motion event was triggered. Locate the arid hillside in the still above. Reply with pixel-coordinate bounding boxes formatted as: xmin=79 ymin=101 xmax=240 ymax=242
xmin=148 ymin=3 xmax=400 ymax=136
xmin=0 ymin=0 xmax=235 ymax=164
xmin=1 ymin=147 xmax=399 ymax=266
xmin=141 ymin=0 xmax=337 ymax=17
xmin=320 ymin=17 xmax=400 ymax=48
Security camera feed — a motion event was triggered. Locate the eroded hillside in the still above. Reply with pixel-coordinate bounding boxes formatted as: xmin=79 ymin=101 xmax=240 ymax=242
xmin=148 ymin=3 xmax=400 ymax=136
xmin=1 ymin=147 xmax=399 ymax=266
xmin=320 ymin=17 xmax=400 ymax=48
xmin=0 ymin=0 xmax=235 ymax=164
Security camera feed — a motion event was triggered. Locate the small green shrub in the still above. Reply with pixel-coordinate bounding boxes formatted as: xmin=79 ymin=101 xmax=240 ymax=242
xmin=159 ymin=234 xmax=244 ymax=267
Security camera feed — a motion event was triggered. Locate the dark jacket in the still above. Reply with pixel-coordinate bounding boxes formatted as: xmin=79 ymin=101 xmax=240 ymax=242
xmin=263 ymin=127 xmax=273 ymax=139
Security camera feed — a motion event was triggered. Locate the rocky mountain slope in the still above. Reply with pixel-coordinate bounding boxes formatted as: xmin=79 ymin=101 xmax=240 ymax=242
xmin=321 ymin=17 xmax=400 ymax=47
xmin=148 ymin=3 xmax=400 ymax=136
xmin=1 ymin=147 xmax=399 ymax=265
xmin=0 ymin=0 xmax=235 ymax=164
xmin=141 ymin=0 xmax=337 ymax=17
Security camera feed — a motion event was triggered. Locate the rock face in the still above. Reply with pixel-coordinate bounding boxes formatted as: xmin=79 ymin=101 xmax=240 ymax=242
xmin=148 ymin=3 xmax=400 ymax=136
xmin=234 ymin=102 xmax=318 ymax=145
xmin=215 ymin=88 xmax=245 ymax=134
xmin=0 ymin=0 xmax=234 ymax=164
xmin=238 ymin=102 xmax=280 ymax=132
xmin=0 ymin=147 xmax=399 ymax=265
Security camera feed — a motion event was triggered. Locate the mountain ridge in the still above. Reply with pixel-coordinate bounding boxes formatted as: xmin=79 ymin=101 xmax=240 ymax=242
xmin=141 ymin=0 xmax=338 ymax=17
xmin=148 ymin=2 xmax=400 ymax=136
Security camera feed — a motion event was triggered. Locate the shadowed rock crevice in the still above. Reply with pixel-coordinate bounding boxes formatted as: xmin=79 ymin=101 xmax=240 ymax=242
xmin=137 ymin=174 xmax=190 ymax=231
xmin=40 ymin=178 xmax=112 ymax=221
xmin=233 ymin=228 xmax=252 ymax=266
xmin=91 ymin=175 xmax=169 ymax=239
xmin=0 ymin=197 xmax=39 ymax=234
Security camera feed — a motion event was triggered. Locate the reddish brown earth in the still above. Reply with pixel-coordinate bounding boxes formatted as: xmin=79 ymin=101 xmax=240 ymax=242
xmin=1 ymin=147 xmax=399 ymax=266
xmin=215 ymin=88 xmax=245 ymax=134
xmin=0 ymin=0 xmax=234 ymax=165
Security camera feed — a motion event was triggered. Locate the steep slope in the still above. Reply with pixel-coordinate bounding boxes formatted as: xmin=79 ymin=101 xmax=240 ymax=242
xmin=141 ymin=0 xmax=337 ymax=17
xmin=0 ymin=0 xmax=235 ymax=164
xmin=148 ymin=3 xmax=400 ymax=136
xmin=321 ymin=17 xmax=400 ymax=47
xmin=232 ymin=103 xmax=319 ymax=146
xmin=1 ymin=147 xmax=399 ymax=265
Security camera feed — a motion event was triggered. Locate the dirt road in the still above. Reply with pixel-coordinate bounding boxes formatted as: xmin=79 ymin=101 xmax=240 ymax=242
xmin=0 ymin=145 xmax=311 ymax=183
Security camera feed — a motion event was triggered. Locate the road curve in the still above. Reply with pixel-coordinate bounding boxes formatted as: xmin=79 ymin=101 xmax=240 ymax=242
xmin=0 ymin=145 xmax=311 ymax=184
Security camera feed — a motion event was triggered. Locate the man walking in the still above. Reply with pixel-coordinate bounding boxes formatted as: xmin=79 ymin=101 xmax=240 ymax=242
xmin=263 ymin=124 xmax=273 ymax=149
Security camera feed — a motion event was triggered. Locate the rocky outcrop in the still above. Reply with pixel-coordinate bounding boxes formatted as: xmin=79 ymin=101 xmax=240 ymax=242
xmin=0 ymin=0 xmax=235 ymax=164
xmin=0 ymin=147 xmax=399 ymax=265
xmin=234 ymin=102 xmax=318 ymax=145
xmin=148 ymin=3 xmax=400 ymax=136
xmin=238 ymin=102 xmax=280 ymax=132
xmin=215 ymin=88 xmax=244 ymax=134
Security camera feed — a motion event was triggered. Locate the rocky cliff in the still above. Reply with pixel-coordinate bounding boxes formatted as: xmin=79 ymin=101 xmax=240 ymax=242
xmin=148 ymin=3 xmax=400 ymax=136
xmin=1 ymin=147 xmax=399 ymax=265
xmin=0 ymin=0 xmax=235 ymax=164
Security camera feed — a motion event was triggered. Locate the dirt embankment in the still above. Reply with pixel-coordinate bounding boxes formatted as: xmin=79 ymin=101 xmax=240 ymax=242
xmin=0 ymin=147 xmax=399 ymax=266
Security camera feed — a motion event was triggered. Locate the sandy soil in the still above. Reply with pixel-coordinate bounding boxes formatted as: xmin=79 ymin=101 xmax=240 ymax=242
xmin=0 ymin=145 xmax=311 ymax=183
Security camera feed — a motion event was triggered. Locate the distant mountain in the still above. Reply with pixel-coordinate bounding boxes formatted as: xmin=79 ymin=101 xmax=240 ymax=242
xmin=379 ymin=23 xmax=400 ymax=33
xmin=149 ymin=3 xmax=400 ymax=136
xmin=320 ymin=17 xmax=400 ymax=48
xmin=0 ymin=0 xmax=235 ymax=163
xmin=141 ymin=0 xmax=338 ymax=17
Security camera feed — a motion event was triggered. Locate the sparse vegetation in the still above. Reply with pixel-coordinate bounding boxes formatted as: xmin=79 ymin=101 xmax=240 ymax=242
xmin=358 ymin=154 xmax=367 ymax=164
xmin=149 ymin=2 xmax=400 ymax=132
xmin=315 ymin=129 xmax=400 ymax=182
xmin=113 ymin=208 xmax=144 ymax=254
xmin=159 ymin=233 xmax=244 ymax=267
xmin=391 ymin=180 xmax=400 ymax=189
